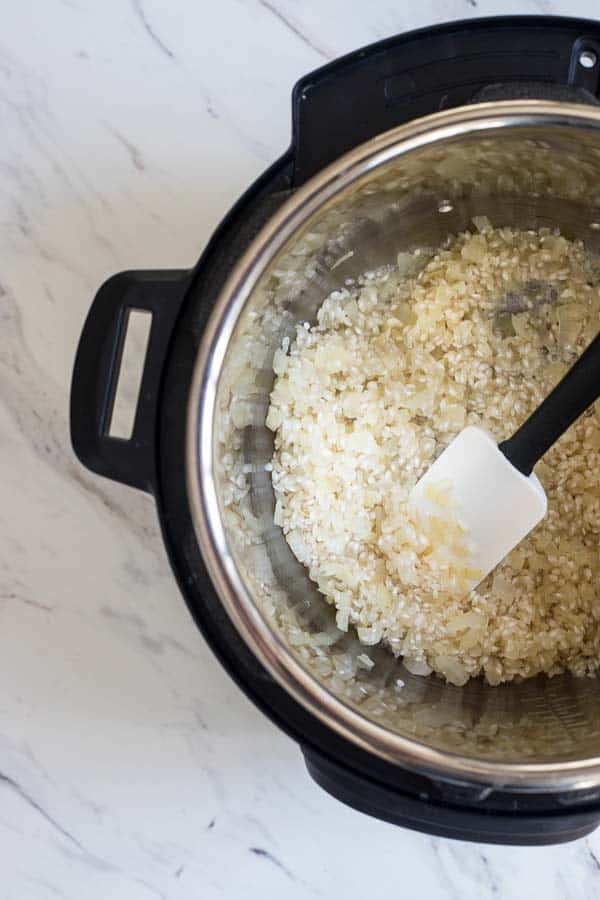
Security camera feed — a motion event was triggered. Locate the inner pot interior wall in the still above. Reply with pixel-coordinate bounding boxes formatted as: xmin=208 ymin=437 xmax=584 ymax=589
xmin=212 ymin=123 xmax=600 ymax=764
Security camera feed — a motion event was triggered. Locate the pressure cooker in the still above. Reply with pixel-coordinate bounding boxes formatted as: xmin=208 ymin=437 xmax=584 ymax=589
xmin=71 ymin=17 xmax=600 ymax=844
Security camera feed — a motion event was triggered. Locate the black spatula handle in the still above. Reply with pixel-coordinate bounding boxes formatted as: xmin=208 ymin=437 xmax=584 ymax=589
xmin=499 ymin=331 xmax=600 ymax=476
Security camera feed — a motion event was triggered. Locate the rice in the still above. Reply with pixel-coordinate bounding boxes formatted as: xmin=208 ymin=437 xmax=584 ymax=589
xmin=267 ymin=223 xmax=600 ymax=686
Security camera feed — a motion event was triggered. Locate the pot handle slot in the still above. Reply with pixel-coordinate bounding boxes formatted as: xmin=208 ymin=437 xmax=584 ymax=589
xmin=70 ymin=269 xmax=190 ymax=494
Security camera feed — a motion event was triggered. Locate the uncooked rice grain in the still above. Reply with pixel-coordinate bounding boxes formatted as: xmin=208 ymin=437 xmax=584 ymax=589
xmin=268 ymin=223 xmax=600 ymax=686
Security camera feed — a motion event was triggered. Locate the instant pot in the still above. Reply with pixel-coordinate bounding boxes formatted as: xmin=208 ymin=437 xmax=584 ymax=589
xmin=71 ymin=17 xmax=600 ymax=844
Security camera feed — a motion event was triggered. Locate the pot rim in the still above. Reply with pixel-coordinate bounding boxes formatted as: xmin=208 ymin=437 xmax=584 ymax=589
xmin=187 ymin=100 xmax=600 ymax=792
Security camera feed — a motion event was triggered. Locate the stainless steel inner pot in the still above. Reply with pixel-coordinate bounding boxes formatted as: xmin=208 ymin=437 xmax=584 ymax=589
xmin=188 ymin=101 xmax=600 ymax=792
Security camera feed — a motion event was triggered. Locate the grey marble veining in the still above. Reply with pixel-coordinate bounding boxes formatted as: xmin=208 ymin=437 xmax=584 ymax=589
xmin=2 ymin=1 xmax=600 ymax=897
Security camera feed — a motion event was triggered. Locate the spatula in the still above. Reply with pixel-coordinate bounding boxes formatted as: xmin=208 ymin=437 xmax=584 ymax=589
xmin=409 ymin=331 xmax=600 ymax=590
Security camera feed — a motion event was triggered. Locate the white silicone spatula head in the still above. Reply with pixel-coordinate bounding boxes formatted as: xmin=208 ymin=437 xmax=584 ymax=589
xmin=409 ymin=426 xmax=546 ymax=590
xmin=409 ymin=331 xmax=599 ymax=591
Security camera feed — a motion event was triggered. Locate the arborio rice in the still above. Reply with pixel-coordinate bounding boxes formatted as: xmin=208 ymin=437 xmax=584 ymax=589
xmin=267 ymin=222 xmax=600 ymax=687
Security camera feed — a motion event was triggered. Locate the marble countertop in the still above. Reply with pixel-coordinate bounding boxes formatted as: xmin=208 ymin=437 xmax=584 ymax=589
xmin=3 ymin=1 xmax=600 ymax=897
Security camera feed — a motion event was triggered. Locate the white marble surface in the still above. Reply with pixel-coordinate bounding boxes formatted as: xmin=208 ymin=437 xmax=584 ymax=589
xmin=3 ymin=1 xmax=600 ymax=897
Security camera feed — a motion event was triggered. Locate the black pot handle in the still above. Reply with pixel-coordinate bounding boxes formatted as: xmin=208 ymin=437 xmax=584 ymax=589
xmin=70 ymin=269 xmax=191 ymax=494
xmin=291 ymin=16 xmax=600 ymax=184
